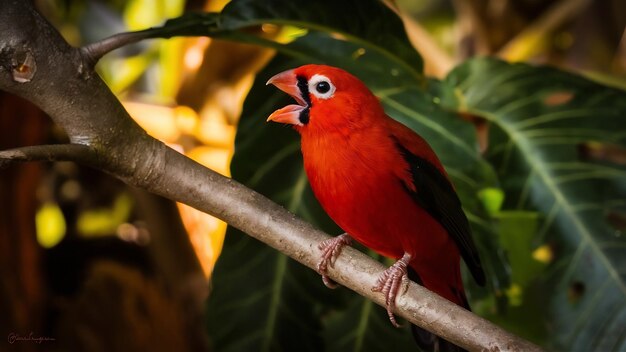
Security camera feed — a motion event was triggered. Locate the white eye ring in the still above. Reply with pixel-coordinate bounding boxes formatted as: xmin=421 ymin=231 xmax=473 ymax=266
xmin=308 ymin=74 xmax=335 ymax=100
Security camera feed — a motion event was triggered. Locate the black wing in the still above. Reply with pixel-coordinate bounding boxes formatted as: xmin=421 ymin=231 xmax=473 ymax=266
xmin=393 ymin=138 xmax=486 ymax=286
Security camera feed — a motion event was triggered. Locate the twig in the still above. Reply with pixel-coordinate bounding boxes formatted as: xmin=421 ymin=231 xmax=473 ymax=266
xmin=80 ymin=29 xmax=161 ymax=65
xmin=0 ymin=144 xmax=96 ymax=169
xmin=452 ymin=0 xmax=492 ymax=58
xmin=612 ymin=27 xmax=626 ymax=73
xmin=497 ymin=0 xmax=591 ymax=61
xmin=382 ymin=0 xmax=455 ymax=78
xmin=80 ymin=13 xmax=219 ymax=65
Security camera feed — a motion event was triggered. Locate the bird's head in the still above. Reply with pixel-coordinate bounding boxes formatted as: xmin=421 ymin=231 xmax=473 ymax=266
xmin=266 ymin=65 xmax=382 ymax=133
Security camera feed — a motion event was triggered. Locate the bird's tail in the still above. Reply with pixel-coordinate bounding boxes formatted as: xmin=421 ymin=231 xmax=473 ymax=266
xmin=407 ymin=267 xmax=468 ymax=352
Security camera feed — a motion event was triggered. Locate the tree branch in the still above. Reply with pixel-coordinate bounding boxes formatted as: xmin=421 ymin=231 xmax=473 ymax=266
xmin=0 ymin=2 xmax=542 ymax=351
xmin=0 ymin=144 xmax=96 ymax=169
xmin=80 ymin=29 xmax=160 ymax=65
xmin=80 ymin=13 xmax=219 ymax=65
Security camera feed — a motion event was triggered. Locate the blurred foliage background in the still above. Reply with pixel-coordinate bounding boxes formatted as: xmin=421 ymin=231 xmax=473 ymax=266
xmin=0 ymin=0 xmax=625 ymax=351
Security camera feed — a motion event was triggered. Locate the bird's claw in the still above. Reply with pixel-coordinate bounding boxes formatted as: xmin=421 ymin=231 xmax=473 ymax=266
xmin=372 ymin=253 xmax=411 ymax=328
xmin=317 ymin=233 xmax=352 ymax=289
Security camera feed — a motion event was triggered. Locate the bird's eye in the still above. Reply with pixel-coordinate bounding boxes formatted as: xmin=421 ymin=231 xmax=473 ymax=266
xmin=315 ymin=81 xmax=330 ymax=94
xmin=308 ymin=74 xmax=335 ymax=100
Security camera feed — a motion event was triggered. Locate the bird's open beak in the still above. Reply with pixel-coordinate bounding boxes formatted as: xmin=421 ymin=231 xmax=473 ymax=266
xmin=266 ymin=69 xmax=307 ymax=126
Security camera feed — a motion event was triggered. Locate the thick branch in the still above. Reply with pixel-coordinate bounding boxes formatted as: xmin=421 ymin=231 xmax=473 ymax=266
xmin=0 ymin=2 xmax=542 ymax=351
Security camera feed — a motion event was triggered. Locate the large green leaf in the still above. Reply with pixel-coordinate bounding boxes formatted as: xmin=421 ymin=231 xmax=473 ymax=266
xmin=159 ymin=0 xmax=423 ymax=83
xmin=219 ymin=0 xmax=423 ymax=78
xmin=440 ymin=58 xmax=626 ymax=351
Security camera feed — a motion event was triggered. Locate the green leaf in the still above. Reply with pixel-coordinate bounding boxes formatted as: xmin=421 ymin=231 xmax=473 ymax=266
xmin=478 ymin=187 xmax=505 ymax=216
xmin=496 ymin=211 xmax=544 ymax=289
xmin=442 ymin=58 xmax=626 ymax=351
xmin=158 ymin=0 xmax=423 ymax=83
xmin=219 ymin=0 xmax=423 ymax=77
xmin=322 ymin=291 xmax=415 ymax=352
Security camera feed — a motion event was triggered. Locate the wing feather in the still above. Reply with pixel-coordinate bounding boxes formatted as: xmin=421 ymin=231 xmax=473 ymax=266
xmin=393 ymin=137 xmax=486 ymax=286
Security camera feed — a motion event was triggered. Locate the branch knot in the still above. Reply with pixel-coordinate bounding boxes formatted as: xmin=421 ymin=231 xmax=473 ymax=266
xmin=11 ymin=48 xmax=36 ymax=83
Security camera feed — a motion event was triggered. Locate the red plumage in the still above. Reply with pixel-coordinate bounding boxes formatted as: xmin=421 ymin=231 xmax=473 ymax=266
xmin=267 ymin=65 xmax=485 ymax=351
xmin=303 ymin=109 xmax=467 ymax=304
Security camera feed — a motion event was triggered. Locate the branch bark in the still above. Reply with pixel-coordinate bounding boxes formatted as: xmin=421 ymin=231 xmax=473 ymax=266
xmin=0 ymin=144 xmax=95 ymax=168
xmin=0 ymin=2 xmax=542 ymax=351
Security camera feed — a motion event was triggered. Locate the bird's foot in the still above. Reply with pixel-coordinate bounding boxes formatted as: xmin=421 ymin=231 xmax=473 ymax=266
xmin=372 ymin=253 xmax=412 ymax=327
xmin=317 ymin=233 xmax=352 ymax=288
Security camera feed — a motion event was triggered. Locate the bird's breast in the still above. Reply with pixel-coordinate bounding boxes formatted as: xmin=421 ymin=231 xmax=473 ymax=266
xmin=301 ymin=132 xmax=420 ymax=258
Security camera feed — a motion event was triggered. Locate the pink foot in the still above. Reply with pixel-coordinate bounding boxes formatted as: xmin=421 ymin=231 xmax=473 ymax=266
xmin=372 ymin=253 xmax=411 ymax=327
xmin=317 ymin=233 xmax=352 ymax=288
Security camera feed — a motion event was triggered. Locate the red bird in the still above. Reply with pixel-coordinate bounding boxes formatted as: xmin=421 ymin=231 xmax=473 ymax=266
xmin=266 ymin=65 xmax=485 ymax=351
